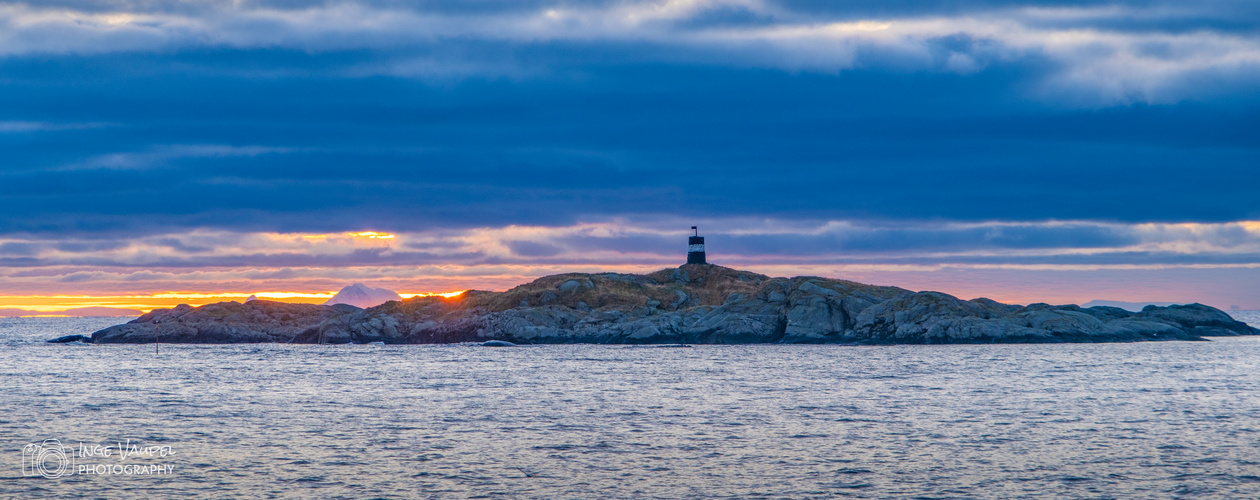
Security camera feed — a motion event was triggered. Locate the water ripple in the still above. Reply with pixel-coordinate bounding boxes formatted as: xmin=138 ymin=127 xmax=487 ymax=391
xmin=2 ymin=318 xmax=1260 ymax=498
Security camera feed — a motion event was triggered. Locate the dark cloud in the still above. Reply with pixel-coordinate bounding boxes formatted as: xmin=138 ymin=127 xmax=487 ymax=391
xmin=53 ymin=240 xmax=132 ymax=252
xmin=505 ymin=240 xmax=565 ymax=257
xmin=57 ymin=272 xmax=100 ymax=282
xmin=0 ymin=242 xmax=42 ymax=256
xmin=0 ymin=1 xmax=1257 ymax=240
xmin=712 ymin=225 xmax=1141 ymax=256
xmin=1 ymin=54 xmax=1256 ymax=237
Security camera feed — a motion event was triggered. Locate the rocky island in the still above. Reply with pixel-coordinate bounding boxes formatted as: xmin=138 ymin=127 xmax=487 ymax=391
xmin=87 ymin=264 xmax=1257 ymax=345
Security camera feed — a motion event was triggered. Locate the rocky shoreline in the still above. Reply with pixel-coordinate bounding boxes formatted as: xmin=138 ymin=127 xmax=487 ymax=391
xmin=85 ymin=264 xmax=1258 ymax=345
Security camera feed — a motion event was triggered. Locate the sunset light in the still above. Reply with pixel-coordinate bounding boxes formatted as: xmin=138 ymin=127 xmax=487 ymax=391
xmin=349 ymin=231 xmax=395 ymax=239
xmin=0 ymin=289 xmax=470 ymax=315
xmin=4 ymin=0 xmax=1260 ymax=496
xmin=400 ymin=291 xmax=466 ymax=299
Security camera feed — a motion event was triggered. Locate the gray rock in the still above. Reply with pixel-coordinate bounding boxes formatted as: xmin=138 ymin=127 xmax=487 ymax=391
xmin=1134 ymin=303 xmax=1258 ymax=336
xmin=781 ymin=294 xmax=848 ymax=343
xmin=1104 ymin=319 xmax=1189 ymax=339
xmin=970 ymin=297 xmax=1021 ymax=313
xmin=1077 ymin=305 xmax=1133 ymax=321
xmin=1017 ymin=306 xmax=1107 ymax=335
xmin=670 ymin=290 xmax=688 ymax=309
xmin=93 ymin=300 xmax=354 ymax=344
xmin=89 ymin=265 xmax=1252 ymax=346
xmin=854 ymin=293 xmax=1060 ymax=343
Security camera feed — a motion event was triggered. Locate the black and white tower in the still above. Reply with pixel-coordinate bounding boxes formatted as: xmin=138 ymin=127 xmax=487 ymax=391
xmin=687 ymin=226 xmax=707 ymax=265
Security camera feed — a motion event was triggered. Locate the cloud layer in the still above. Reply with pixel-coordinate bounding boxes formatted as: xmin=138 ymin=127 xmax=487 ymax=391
xmin=1 ymin=1 xmax=1258 ymax=103
xmin=6 ymin=219 xmax=1260 ymax=269
xmin=2 ymin=220 xmax=1259 ymax=309
xmin=2 ymin=1 xmax=1258 ymax=236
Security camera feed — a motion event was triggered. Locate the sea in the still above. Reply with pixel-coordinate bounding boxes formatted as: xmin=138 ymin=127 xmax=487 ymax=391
xmin=2 ymin=312 xmax=1260 ymax=499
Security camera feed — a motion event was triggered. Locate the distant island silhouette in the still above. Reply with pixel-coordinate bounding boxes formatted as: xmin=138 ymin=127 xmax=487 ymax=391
xmin=4 ymin=306 xmax=142 ymax=318
xmin=1081 ymin=300 xmax=1179 ymax=312
xmin=82 ymin=264 xmax=1256 ymax=345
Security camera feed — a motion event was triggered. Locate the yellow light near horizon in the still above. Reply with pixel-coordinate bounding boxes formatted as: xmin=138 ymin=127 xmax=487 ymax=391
xmin=0 ymin=292 xmax=335 ymax=314
xmin=1 ymin=289 xmax=468 ymax=314
xmin=400 ymin=291 xmax=466 ymax=299
xmin=349 ymin=231 xmax=395 ymax=239
xmin=0 ymin=292 xmax=334 ymax=300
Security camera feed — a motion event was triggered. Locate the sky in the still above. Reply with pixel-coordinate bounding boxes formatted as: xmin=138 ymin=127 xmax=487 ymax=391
xmin=1 ymin=0 xmax=1259 ymax=313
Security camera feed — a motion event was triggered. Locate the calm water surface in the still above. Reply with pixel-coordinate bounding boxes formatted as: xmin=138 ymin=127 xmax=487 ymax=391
xmin=3 ymin=315 xmax=1260 ymax=499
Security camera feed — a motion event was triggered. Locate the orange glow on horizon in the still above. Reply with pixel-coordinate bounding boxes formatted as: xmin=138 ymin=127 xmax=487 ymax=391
xmin=400 ymin=290 xmax=466 ymax=299
xmin=0 ymin=289 xmax=469 ymax=314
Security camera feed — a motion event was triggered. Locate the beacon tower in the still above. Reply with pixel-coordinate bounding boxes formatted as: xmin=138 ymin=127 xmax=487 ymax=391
xmin=687 ymin=226 xmax=707 ymax=265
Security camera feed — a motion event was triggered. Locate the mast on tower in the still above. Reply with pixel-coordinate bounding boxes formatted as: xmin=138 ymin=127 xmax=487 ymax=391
xmin=687 ymin=226 xmax=707 ymax=265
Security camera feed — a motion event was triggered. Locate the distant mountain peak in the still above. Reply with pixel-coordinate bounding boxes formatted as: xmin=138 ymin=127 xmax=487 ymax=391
xmin=245 ymin=294 xmax=258 ymax=302
xmin=324 ymin=284 xmax=401 ymax=308
xmin=1081 ymin=299 xmax=1179 ymax=312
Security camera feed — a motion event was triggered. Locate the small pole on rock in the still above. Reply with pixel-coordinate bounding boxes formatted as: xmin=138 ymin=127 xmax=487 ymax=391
xmin=155 ymin=331 xmax=159 ymax=354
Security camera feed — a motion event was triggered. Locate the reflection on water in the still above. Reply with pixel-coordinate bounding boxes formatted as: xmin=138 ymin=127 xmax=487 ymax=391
xmin=2 ymin=316 xmax=1260 ymax=498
